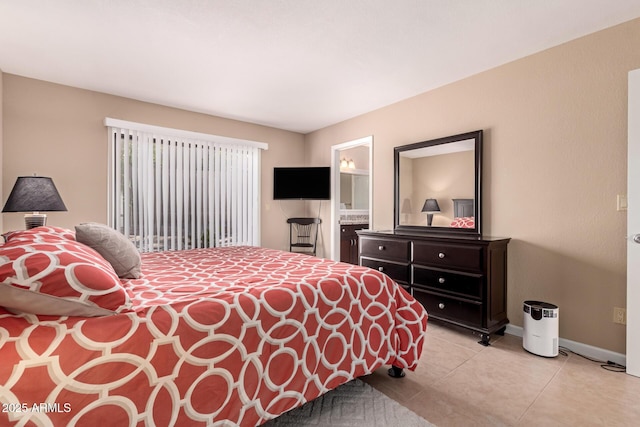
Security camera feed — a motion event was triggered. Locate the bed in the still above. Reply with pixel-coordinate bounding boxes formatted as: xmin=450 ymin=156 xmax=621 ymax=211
xmin=450 ymin=198 xmax=475 ymax=228
xmin=0 ymin=226 xmax=427 ymax=426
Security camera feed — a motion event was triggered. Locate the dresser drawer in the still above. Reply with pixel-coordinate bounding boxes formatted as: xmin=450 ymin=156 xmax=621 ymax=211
xmin=413 ymin=266 xmax=483 ymax=299
xmin=413 ymin=288 xmax=482 ymax=327
xmin=413 ymin=242 xmax=483 ymax=271
xmin=360 ymin=257 xmax=410 ymax=284
xmin=360 ymin=237 xmax=410 ymax=262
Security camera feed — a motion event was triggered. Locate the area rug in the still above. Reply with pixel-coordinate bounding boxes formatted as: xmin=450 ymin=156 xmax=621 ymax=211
xmin=263 ymin=378 xmax=435 ymax=426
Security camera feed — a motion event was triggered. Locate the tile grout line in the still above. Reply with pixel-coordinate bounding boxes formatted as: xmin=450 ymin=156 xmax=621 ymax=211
xmin=513 ymin=351 xmax=571 ymax=425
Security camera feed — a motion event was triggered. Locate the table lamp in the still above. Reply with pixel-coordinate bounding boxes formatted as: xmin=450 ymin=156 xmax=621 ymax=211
xmin=421 ymin=198 xmax=440 ymax=226
xmin=2 ymin=176 xmax=67 ymax=229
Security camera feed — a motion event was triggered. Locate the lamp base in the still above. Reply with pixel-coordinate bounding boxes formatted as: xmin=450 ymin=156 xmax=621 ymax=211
xmin=427 ymin=213 xmax=434 ymax=226
xmin=24 ymin=213 xmax=47 ymax=229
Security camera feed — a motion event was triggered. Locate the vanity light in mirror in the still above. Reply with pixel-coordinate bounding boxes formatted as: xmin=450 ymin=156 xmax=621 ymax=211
xmin=394 ymin=130 xmax=482 ymax=235
xmin=340 ymin=158 xmax=356 ymax=170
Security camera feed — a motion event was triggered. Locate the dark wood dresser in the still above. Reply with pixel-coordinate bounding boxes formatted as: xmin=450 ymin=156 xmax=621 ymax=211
xmin=357 ymin=230 xmax=510 ymax=345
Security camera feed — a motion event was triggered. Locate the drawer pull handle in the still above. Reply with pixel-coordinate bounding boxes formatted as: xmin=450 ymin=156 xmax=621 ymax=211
xmin=438 ymin=303 xmax=445 ymax=309
xmin=438 ymin=252 xmax=446 ymax=259
xmin=378 ymin=266 xmax=384 ymax=272
xmin=438 ymin=277 xmax=445 ymax=284
xmin=378 ymin=245 xmax=385 ymax=251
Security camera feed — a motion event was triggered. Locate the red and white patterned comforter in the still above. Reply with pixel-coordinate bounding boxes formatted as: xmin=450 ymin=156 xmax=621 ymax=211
xmin=0 ymin=246 xmax=427 ymax=426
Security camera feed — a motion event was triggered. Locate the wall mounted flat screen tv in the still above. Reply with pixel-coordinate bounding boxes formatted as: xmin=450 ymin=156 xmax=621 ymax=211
xmin=273 ymin=167 xmax=331 ymax=200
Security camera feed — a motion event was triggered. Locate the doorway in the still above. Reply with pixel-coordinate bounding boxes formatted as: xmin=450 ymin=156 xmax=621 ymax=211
xmin=330 ymin=136 xmax=373 ymax=261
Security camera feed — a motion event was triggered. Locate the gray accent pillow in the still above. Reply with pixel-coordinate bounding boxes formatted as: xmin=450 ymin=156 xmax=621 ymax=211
xmin=75 ymin=222 xmax=142 ymax=279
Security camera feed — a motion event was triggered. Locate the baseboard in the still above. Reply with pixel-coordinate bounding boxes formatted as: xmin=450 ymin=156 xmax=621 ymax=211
xmin=504 ymin=325 xmax=626 ymax=367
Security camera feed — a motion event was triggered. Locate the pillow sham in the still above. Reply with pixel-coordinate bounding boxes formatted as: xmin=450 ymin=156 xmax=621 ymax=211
xmin=75 ymin=222 xmax=142 ymax=279
xmin=0 ymin=238 xmax=131 ymax=317
xmin=3 ymin=226 xmax=76 ymax=243
xmin=450 ymin=217 xmax=475 ymax=228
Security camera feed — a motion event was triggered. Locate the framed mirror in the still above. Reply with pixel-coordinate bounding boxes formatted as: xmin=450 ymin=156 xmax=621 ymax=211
xmin=394 ymin=130 xmax=482 ymax=235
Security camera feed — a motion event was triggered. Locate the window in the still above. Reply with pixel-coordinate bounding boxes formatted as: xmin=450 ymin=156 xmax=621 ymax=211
xmin=105 ymin=118 xmax=268 ymax=252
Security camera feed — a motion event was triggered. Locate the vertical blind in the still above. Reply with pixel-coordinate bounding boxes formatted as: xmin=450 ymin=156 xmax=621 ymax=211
xmin=105 ymin=118 xmax=268 ymax=252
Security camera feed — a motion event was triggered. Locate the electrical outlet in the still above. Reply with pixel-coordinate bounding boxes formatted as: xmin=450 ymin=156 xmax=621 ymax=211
xmin=613 ymin=307 xmax=626 ymax=325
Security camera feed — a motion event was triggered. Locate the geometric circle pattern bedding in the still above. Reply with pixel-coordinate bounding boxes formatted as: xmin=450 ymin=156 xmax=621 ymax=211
xmin=449 ymin=216 xmax=474 ymax=228
xmin=0 ymin=246 xmax=427 ymax=426
xmin=2 ymin=226 xmax=76 ymax=244
xmin=0 ymin=229 xmax=131 ymax=317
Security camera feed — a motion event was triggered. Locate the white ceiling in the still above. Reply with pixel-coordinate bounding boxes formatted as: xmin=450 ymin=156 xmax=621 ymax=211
xmin=1 ymin=0 xmax=640 ymax=134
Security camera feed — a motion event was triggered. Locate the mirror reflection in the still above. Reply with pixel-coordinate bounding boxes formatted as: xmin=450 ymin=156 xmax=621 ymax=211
xmin=398 ymin=140 xmax=475 ymax=226
xmin=339 ymin=144 xmax=370 ymax=223
xmin=394 ymin=130 xmax=482 ymax=235
xmin=340 ymin=172 xmax=369 ymax=210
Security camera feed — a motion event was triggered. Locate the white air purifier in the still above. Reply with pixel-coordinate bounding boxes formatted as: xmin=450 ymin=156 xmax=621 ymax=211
xmin=523 ymin=300 xmax=559 ymax=357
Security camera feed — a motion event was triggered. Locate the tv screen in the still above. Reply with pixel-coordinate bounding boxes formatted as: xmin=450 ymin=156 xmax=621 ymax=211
xmin=273 ymin=167 xmax=331 ymax=200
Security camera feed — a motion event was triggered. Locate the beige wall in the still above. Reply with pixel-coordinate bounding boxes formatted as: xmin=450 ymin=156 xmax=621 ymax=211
xmin=305 ymin=18 xmax=640 ymax=354
xmin=1 ymin=74 xmax=306 ymax=251
xmin=340 ymin=145 xmax=369 ymax=171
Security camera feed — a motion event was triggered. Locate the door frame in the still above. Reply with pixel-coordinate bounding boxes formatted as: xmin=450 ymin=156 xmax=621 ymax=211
xmin=330 ymin=136 xmax=373 ymax=261
xmin=627 ymin=69 xmax=640 ymax=377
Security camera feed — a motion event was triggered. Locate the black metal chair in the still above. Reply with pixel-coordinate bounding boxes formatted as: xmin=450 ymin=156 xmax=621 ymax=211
xmin=287 ymin=217 xmax=321 ymax=256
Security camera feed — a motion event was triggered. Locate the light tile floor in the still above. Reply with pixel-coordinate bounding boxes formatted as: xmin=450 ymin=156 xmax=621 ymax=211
xmin=362 ymin=321 xmax=640 ymax=426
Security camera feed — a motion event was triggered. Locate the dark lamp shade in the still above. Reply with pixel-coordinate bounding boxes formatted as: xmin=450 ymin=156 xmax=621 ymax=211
xmin=2 ymin=176 xmax=67 ymax=213
xmin=421 ymin=198 xmax=440 ymax=213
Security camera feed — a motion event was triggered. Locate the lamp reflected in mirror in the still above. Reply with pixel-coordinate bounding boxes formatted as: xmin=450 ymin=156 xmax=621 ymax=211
xmin=2 ymin=175 xmax=67 ymax=229
xmin=401 ymin=198 xmax=412 ymax=223
xmin=421 ymin=198 xmax=440 ymax=226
